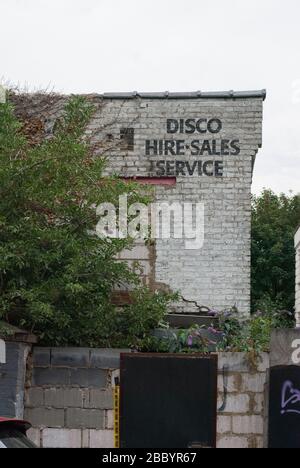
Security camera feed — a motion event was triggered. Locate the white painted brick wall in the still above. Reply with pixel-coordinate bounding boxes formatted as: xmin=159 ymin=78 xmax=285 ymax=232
xmin=97 ymin=97 xmax=264 ymax=315
xmin=13 ymin=94 xmax=264 ymax=315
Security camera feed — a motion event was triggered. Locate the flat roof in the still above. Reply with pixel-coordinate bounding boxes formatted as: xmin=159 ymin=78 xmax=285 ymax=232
xmin=100 ymin=90 xmax=267 ymax=100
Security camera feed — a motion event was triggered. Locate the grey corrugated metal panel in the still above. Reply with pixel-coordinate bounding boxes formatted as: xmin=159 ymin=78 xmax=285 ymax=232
xmin=102 ymin=90 xmax=267 ymax=100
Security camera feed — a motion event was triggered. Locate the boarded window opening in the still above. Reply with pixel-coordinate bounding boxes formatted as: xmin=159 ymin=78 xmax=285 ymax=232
xmin=120 ymin=128 xmax=135 ymax=151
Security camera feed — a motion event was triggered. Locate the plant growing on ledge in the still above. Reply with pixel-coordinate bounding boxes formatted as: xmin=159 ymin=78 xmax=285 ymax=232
xmin=217 ymin=308 xmax=295 ymax=353
xmin=141 ymin=307 xmax=295 ymax=354
xmin=0 ymin=94 xmax=174 ymax=347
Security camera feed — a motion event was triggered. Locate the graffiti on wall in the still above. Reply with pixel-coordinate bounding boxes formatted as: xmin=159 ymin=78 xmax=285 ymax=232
xmin=281 ymin=380 xmax=300 ymax=415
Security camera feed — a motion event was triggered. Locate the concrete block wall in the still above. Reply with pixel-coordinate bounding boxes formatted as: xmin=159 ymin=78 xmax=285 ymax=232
xmin=25 ymin=348 xmax=128 ymax=448
xmin=12 ymin=93 xmax=264 ymax=316
xmin=217 ymin=352 xmax=269 ymax=449
xmin=295 ymin=227 xmax=300 ymax=327
xmin=25 ymin=348 xmax=269 ymax=448
xmin=0 ymin=341 xmax=31 ymax=418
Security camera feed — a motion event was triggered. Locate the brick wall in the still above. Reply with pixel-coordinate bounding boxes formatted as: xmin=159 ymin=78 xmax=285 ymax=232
xmin=25 ymin=348 xmax=269 ymax=448
xmin=90 ymin=95 xmax=264 ymax=315
xmin=12 ymin=93 xmax=264 ymax=316
xmin=295 ymin=227 xmax=300 ymax=327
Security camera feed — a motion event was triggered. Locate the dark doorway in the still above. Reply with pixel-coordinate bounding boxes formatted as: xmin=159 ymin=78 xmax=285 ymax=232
xmin=120 ymin=353 xmax=218 ymax=448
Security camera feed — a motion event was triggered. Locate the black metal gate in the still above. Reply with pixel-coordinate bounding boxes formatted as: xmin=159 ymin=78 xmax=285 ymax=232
xmin=268 ymin=366 xmax=300 ymax=448
xmin=268 ymin=330 xmax=300 ymax=448
xmin=120 ymin=353 xmax=218 ymax=448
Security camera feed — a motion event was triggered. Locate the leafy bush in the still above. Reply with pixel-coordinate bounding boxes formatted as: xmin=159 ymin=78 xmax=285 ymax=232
xmin=252 ymin=190 xmax=300 ymax=312
xmin=217 ymin=308 xmax=295 ymax=353
xmin=0 ymin=94 xmax=174 ymax=347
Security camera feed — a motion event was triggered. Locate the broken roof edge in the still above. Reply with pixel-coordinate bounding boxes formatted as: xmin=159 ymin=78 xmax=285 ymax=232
xmin=100 ymin=90 xmax=267 ymax=100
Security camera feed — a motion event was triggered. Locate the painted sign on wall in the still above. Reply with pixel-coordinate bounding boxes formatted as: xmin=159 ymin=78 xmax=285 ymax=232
xmin=269 ymin=330 xmax=300 ymax=448
xmin=146 ymin=118 xmax=240 ymax=177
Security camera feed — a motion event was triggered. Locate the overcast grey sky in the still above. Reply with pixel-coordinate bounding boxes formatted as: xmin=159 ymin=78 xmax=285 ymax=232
xmin=1 ymin=0 xmax=300 ymax=195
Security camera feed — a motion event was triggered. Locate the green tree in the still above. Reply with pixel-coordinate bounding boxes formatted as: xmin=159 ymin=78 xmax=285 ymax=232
xmin=251 ymin=189 xmax=300 ymax=313
xmin=0 ymin=95 xmax=173 ymax=347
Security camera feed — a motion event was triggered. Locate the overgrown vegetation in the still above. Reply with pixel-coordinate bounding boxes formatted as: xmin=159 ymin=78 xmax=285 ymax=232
xmin=0 ymin=94 xmax=174 ymax=347
xmin=218 ymin=308 xmax=295 ymax=353
xmin=147 ymin=190 xmax=300 ymax=354
xmin=146 ymin=307 xmax=295 ymax=354
xmin=252 ymin=190 xmax=300 ymax=313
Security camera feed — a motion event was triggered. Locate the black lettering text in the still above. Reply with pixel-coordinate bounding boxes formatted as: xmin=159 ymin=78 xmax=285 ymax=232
xmin=164 ymin=140 xmax=176 ymax=156
xmin=203 ymin=161 xmax=214 ymax=176
xmin=230 ymin=139 xmax=240 ymax=155
xmin=176 ymin=161 xmax=186 ymax=176
xmin=208 ymin=118 xmax=222 ymax=134
xmin=215 ymin=161 xmax=224 ymax=177
xmin=146 ymin=140 xmax=158 ymax=156
xmin=167 ymin=119 xmax=179 ymax=134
